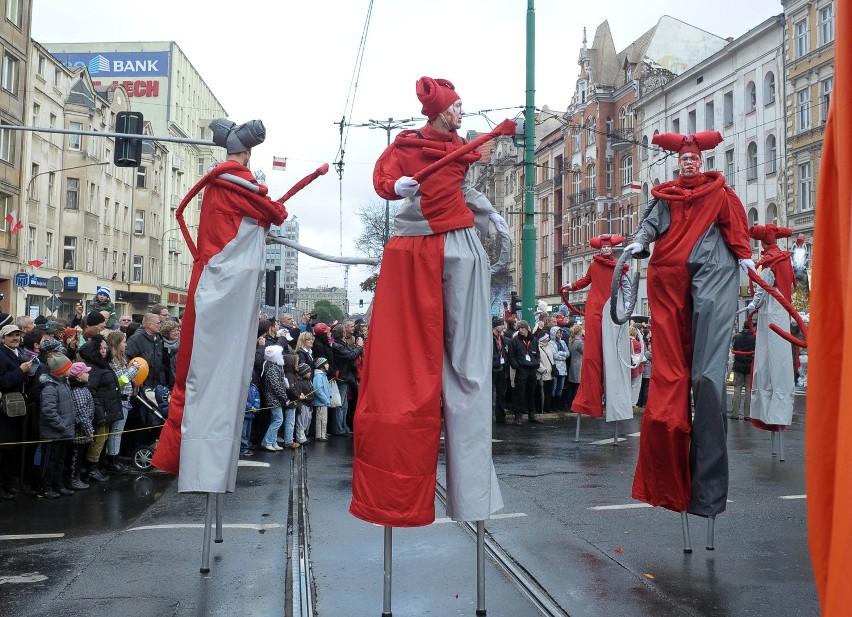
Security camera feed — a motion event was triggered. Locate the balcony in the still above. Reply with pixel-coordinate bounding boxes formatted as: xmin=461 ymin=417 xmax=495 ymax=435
xmin=171 ymin=155 xmax=185 ymax=172
xmin=170 ymin=194 xmax=180 ymax=209
xmin=609 ymin=128 xmax=634 ymax=151
xmin=567 ymin=190 xmax=594 ymax=207
xmin=535 ymin=178 xmax=554 ymax=194
xmin=168 ymin=238 xmax=181 ymax=253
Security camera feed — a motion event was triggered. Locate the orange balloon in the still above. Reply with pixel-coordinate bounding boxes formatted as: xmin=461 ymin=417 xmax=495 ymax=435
xmin=129 ymin=357 xmax=149 ymax=386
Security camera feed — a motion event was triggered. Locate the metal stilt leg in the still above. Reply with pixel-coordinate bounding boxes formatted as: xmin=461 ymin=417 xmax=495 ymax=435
xmin=613 ymin=421 xmax=619 ymax=446
xmin=706 ymin=515 xmax=716 ymax=551
xmin=681 ymin=512 xmax=692 ymax=554
xmin=778 ymin=430 xmax=785 ymax=462
xmin=771 ymin=432 xmax=777 ymax=456
xmin=214 ymin=493 xmax=223 ymax=543
xmin=575 ymin=414 xmax=581 ymax=443
xmin=200 ymin=492 xmax=214 ymax=573
xmin=476 ymin=520 xmax=486 ymax=616
xmin=382 ymin=526 xmax=392 ymax=617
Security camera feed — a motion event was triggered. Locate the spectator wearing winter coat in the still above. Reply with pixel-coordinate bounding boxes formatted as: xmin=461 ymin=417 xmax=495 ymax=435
xmin=730 ymin=322 xmax=756 ymax=420
xmin=294 ymin=363 xmax=315 ymax=444
xmin=312 ymin=357 xmax=332 ymax=441
xmin=91 ymin=286 xmax=117 ymax=330
xmin=124 ymin=313 xmax=166 ymax=389
xmin=241 ymin=382 xmax=261 ymax=456
xmin=508 ymin=321 xmax=541 ymax=424
xmin=79 ymin=334 xmax=124 ymax=481
xmin=330 ymin=324 xmax=363 ymax=435
xmin=536 ymin=333 xmax=555 ymax=414
xmin=260 ymin=345 xmax=298 ymax=451
xmin=549 ymin=326 xmax=570 ymax=411
xmin=312 ymin=323 xmax=336 ymax=383
xmin=105 ymin=330 xmax=139 ymax=474
xmin=637 ymin=333 xmax=652 ymax=409
xmin=0 ymin=319 xmax=33 ymax=499
xmin=160 ymin=320 xmax=180 ymax=389
xmin=492 ymin=317 xmax=511 ymax=424
xmin=630 ymin=326 xmax=645 ymax=406
xmin=37 ymin=354 xmax=76 ymax=498
xmin=565 ymin=324 xmax=585 ymax=412
xmin=67 ymin=362 xmax=94 ymax=490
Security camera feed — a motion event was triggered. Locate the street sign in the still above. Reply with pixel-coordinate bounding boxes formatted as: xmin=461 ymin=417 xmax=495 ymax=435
xmin=47 ymin=276 xmax=63 ymax=294
xmin=44 ymin=296 xmax=62 ymax=313
xmin=14 ymin=272 xmax=29 ymax=288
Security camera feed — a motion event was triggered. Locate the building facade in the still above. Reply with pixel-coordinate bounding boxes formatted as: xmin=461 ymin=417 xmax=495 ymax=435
xmin=297 ymin=286 xmax=346 ymax=317
xmin=265 ymin=216 xmax=300 ymax=311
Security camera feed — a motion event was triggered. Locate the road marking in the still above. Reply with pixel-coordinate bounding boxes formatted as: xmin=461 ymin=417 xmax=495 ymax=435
xmin=432 ymin=512 xmax=528 ymax=525
xmin=238 ymin=460 xmax=271 ymax=468
xmin=588 ymin=437 xmax=627 ymax=445
xmin=589 ymin=503 xmax=652 ymax=511
xmin=626 ymin=432 xmax=641 ymax=437
xmin=0 ymin=533 xmax=64 ymax=541
xmin=125 ymin=523 xmax=284 ymax=532
xmin=0 ymin=573 xmax=49 ymax=584
xmin=779 ymin=494 xmax=807 ymax=500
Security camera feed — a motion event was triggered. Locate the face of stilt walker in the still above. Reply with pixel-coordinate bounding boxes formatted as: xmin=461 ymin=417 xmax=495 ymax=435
xmin=600 ymin=244 xmax=613 ymax=257
xmin=440 ymin=99 xmax=464 ymax=131
xmin=678 ymin=152 xmax=702 ymax=178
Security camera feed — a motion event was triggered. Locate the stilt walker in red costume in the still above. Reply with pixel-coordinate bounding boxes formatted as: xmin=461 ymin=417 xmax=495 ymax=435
xmin=153 ymin=119 xmax=311 ymax=494
xmin=561 ymin=234 xmax=633 ymax=422
xmin=623 ymin=131 xmax=753 ymax=528
xmin=746 ymin=224 xmax=795 ymax=433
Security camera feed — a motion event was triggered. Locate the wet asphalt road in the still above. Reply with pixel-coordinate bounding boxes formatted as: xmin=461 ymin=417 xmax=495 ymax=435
xmin=0 ymin=389 xmax=816 ymax=617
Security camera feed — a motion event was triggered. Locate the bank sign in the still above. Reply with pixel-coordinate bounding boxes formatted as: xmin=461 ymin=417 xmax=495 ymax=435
xmin=57 ymin=51 xmax=169 ymax=77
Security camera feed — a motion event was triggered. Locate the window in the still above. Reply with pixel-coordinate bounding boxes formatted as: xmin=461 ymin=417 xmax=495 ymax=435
xmin=605 ymin=160 xmax=613 ymax=191
xmin=620 ymin=155 xmax=633 ymax=186
xmin=641 ymin=135 xmax=649 ymax=161
xmin=687 ymin=110 xmax=696 ymax=135
xmin=104 ymin=197 xmax=110 ymax=227
xmin=49 ymin=113 xmax=56 ymax=128
xmin=573 ymin=128 xmax=581 ymax=152
xmin=30 ymin=163 xmax=39 ymax=199
xmin=27 ymin=226 xmax=35 ymax=261
xmin=47 ymin=172 xmax=55 ymax=207
xmin=85 ymin=238 xmax=95 ymax=272
xmin=133 ymin=255 xmax=143 ymax=283
xmin=764 ymin=72 xmax=776 ymax=104
xmin=578 ymin=79 xmax=587 ymax=104
xmin=586 ymin=117 xmax=595 ymax=144
xmin=821 ymin=77 xmax=833 ymax=123
xmin=797 ymin=88 xmax=811 ymax=132
xmin=66 ymin=178 xmax=79 ymax=210
xmin=5 ymin=0 xmax=21 ymax=26
xmin=63 ymin=236 xmax=77 ymax=270
xmin=746 ymin=142 xmax=758 ymax=181
xmin=748 ymin=208 xmax=760 ymax=250
xmin=819 ymin=5 xmax=834 ymax=46
xmin=671 ymin=118 xmax=680 ymax=134
xmin=68 ymin=121 xmax=82 ymax=150
xmin=0 ymin=123 xmax=14 ymax=162
xmin=137 ymin=166 xmax=147 ymax=189
xmin=705 ymin=155 xmax=715 ymax=171
xmin=586 ymin=164 xmax=596 ymax=195
xmin=605 ymin=116 xmax=613 ymax=139
xmin=746 ymin=81 xmax=757 ymax=112
xmin=87 ymin=183 xmax=95 ymax=212
xmin=797 ymin=162 xmax=813 ymax=211
xmin=134 ymin=210 xmax=145 ymax=235
xmin=766 ymin=135 xmax=777 ymax=174
xmin=723 ymin=91 xmax=734 ymax=127
xmin=766 ymin=202 xmax=778 ymax=225
xmin=0 ymin=194 xmax=8 ymax=231
xmin=45 ymin=232 xmax=53 ymax=267
xmin=1 ymin=53 xmax=18 ymax=94
xmin=795 ymin=19 xmax=809 ymax=59
xmin=37 ymin=54 xmax=45 ymax=77
xmin=101 ymin=249 xmax=108 ymax=278
xmin=31 ymin=103 xmax=39 ymax=127
xmin=725 ymin=149 xmax=735 ymax=179
xmin=705 ymin=101 xmax=715 ymax=130
xmin=198 ymin=156 xmax=204 ymax=176
xmin=572 ymin=171 xmax=581 ymax=198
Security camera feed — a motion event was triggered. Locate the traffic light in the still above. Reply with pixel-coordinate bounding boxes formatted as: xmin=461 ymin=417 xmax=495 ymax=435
xmin=264 ymin=270 xmax=276 ymax=306
xmin=510 ymin=291 xmax=522 ymax=314
xmin=278 ymin=288 xmax=286 ymax=305
xmin=359 ymin=299 xmax=364 ymax=308
xmin=114 ymin=111 xmax=144 ymax=167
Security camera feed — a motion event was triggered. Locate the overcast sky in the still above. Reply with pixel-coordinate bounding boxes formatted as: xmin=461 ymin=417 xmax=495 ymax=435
xmin=32 ymin=0 xmax=782 ymax=307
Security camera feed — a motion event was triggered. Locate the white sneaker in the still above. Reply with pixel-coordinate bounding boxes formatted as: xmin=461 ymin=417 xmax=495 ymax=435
xmin=273 ymin=445 xmax=284 ymax=451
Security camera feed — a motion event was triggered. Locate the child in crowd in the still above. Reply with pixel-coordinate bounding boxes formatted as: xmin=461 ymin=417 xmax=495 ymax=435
xmin=311 ymin=357 xmax=331 ymax=441
xmin=38 ymin=354 xmax=76 ymax=498
xmin=294 ymin=363 xmax=315 ymax=444
xmin=67 ymin=362 xmax=94 ymax=490
xmin=242 ymin=381 xmax=260 ymax=457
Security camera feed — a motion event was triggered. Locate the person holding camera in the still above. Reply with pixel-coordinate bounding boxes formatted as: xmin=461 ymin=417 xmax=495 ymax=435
xmin=0 ymin=317 xmax=34 ymax=499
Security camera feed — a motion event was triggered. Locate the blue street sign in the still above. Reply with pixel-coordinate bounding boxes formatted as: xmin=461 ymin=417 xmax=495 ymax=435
xmin=14 ymin=272 xmax=29 ymax=288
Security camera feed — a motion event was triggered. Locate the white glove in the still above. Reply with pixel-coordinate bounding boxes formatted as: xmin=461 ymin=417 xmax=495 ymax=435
xmin=394 ymin=176 xmax=420 ymax=198
xmin=623 ymin=242 xmax=642 ymax=255
xmin=739 ymin=258 xmax=756 ymax=272
xmin=489 ymin=211 xmax=509 ymax=235
xmin=746 ymin=302 xmax=756 ymax=313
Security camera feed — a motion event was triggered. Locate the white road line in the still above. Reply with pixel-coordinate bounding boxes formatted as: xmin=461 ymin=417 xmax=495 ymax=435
xmin=0 ymin=533 xmax=65 ymax=541
xmin=0 ymin=573 xmax=49 ymax=584
xmin=779 ymin=494 xmax=807 ymax=500
xmin=433 ymin=513 xmax=528 ymax=525
xmin=238 ymin=460 xmax=271 ymax=468
xmin=626 ymin=432 xmax=641 ymax=437
xmin=588 ymin=437 xmax=628 ymax=445
xmin=125 ymin=523 xmax=284 ymax=532
xmin=589 ymin=503 xmax=652 ymax=511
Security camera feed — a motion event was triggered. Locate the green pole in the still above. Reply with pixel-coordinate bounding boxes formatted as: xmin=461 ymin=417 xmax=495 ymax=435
xmin=522 ymin=0 xmax=537 ymax=324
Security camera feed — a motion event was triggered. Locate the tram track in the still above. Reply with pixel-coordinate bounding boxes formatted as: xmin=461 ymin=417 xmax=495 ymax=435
xmin=286 ymin=445 xmax=315 ymax=617
xmin=435 ymin=482 xmax=572 ymax=617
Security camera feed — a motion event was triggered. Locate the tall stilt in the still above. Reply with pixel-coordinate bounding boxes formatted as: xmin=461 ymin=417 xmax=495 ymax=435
xmin=681 ymin=511 xmax=692 ymax=554
xmin=778 ymin=430 xmax=785 ymax=462
xmin=200 ymin=492 xmax=215 ymax=573
xmin=574 ymin=414 xmax=581 ymax=443
xmin=612 ymin=420 xmax=619 ymax=446
xmin=706 ymin=515 xmax=716 ymax=551
xmin=214 ymin=493 xmax=224 ymax=543
xmin=771 ymin=432 xmax=777 ymax=456
xmin=382 ymin=526 xmax=393 ymax=617
xmin=476 ymin=520 xmax=486 ymax=616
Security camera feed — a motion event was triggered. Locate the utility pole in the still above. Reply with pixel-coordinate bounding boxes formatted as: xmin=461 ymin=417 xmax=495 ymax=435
xmin=522 ymin=0 xmax=537 ymax=323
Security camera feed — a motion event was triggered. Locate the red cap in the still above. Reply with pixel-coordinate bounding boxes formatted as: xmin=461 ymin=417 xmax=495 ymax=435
xmin=416 ymin=77 xmax=460 ymax=120
xmin=749 ymin=224 xmax=792 ymax=245
xmin=590 ymin=234 xmax=624 ymax=249
xmin=652 ymin=131 xmax=723 ymax=156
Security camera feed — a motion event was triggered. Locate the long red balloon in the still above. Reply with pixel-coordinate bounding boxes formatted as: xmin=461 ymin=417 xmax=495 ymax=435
xmin=746 ymin=268 xmax=808 ymax=347
xmin=411 ymin=119 xmax=516 ymax=184
xmin=276 ymin=163 xmax=330 ymax=204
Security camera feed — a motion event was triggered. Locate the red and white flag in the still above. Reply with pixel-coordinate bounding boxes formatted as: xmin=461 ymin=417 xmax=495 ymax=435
xmin=629 ymin=181 xmax=642 ymax=191
xmin=5 ymin=210 xmax=22 ymax=234
xmin=272 ymin=156 xmax=287 ymax=171
xmin=27 ymin=259 xmax=44 ymax=268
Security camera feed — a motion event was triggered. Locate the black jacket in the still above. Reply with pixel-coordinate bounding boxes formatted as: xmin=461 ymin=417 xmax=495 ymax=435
xmin=0 ymin=344 xmax=28 ymax=444
xmin=125 ymin=328 xmax=166 ymax=388
xmin=508 ymin=332 xmax=540 ymax=370
xmin=732 ymin=328 xmax=756 ymax=375
xmin=37 ymin=374 xmax=75 ymax=441
xmin=492 ymin=332 xmax=509 ymax=371
xmin=332 ymin=340 xmax=363 ymax=386
xmin=80 ymin=336 xmax=123 ymax=425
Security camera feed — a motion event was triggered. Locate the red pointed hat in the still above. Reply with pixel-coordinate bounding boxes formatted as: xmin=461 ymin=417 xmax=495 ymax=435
xmin=652 ymin=131 xmax=723 ymax=156
xmin=416 ymin=77 xmax=460 ymax=120
xmin=749 ymin=224 xmax=792 ymax=244
xmin=590 ymin=234 xmax=624 ymax=249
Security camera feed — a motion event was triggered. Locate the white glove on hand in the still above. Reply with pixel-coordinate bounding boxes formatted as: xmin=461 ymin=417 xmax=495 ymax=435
xmin=746 ymin=302 xmax=756 ymax=313
xmin=739 ymin=258 xmax=756 ymax=272
xmin=488 ymin=211 xmax=509 ymax=235
xmin=623 ymin=242 xmax=642 ymax=255
xmin=394 ymin=176 xmax=420 ymax=198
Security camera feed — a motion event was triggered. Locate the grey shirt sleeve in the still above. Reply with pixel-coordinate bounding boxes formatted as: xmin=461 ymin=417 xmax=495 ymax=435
xmin=631 ymin=199 xmax=671 ymax=259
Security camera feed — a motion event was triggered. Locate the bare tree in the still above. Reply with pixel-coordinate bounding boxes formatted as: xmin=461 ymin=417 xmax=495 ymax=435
xmin=355 ymin=200 xmax=400 ymax=268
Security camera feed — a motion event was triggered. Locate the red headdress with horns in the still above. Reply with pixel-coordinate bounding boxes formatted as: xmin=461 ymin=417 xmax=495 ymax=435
xmin=590 ymin=234 xmax=624 ymax=250
xmin=652 ymin=131 xmax=724 ymax=156
xmin=749 ymin=224 xmax=793 ymax=245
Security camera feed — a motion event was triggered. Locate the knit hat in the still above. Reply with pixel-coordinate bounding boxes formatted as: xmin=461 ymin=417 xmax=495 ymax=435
xmin=314 ymin=357 xmax=328 ymax=369
xmin=69 ymin=362 xmax=91 ymax=378
xmin=85 ymin=311 xmax=106 ymax=327
xmin=34 ymin=315 xmax=48 ymax=325
xmin=749 ymin=224 xmax=792 ymax=245
xmin=416 ymin=76 xmax=460 ymax=120
xmin=264 ymin=344 xmax=284 ymax=366
xmin=313 ymin=322 xmax=330 ymax=335
xmin=40 ymin=338 xmax=63 ymax=354
xmin=47 ymin=353 xmax=73 ymax=376
xmin=209 ymin=118 xmax=266 ymax=154
xmin=539 ymin=332 xmax=550 ymax=342
xmin=517 ymin=320 xmax=531 ymax=330
xmin=96 ymin=285 xmax=111 ymax=299
xmin=652 ymin=130 xmax=723 ymax=156
xmin=0 ymin=313 xmax=12 ymax=329
xmin=297 ymin=362 xmax=312 ymax=376
xmin=492 ymin=316 xmax=505 ymax=328
xmin=61 ymin=328 xmax=78 ymax=341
